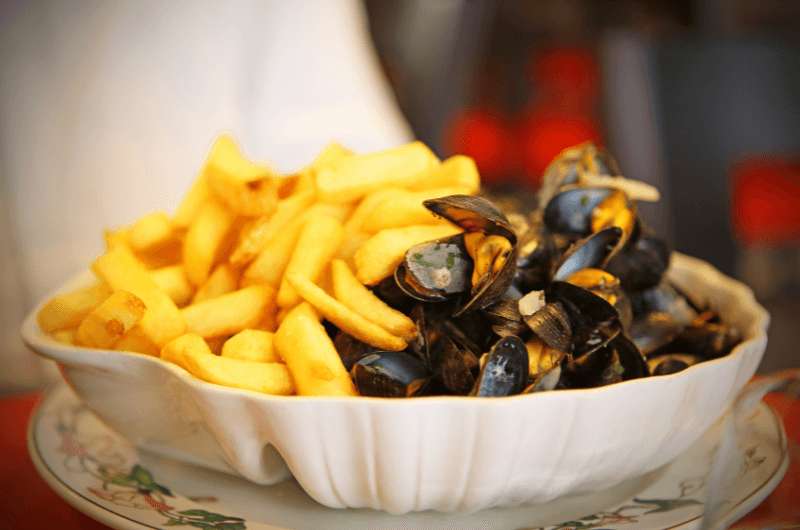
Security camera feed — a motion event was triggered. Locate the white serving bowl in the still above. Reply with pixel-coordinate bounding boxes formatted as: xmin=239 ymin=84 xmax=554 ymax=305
xmin=22 ymin=253 xmax=768 ymax=514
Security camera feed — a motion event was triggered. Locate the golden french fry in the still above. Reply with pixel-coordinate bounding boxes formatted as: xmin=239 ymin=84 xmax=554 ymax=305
xmin=51 ymin=328 xmax=76 ymax=345
xmin=92 ymin=247 xmax=186 ymax=346
xmin=408 ymin=155 xmax=481 ymax=194
xmin=37 ymin=283 xmax=112 ymax=333
xmin=287 ymin=273 xmax=406 ymax=351
xmin=208 ymin=171 xmax=279 ymax=217
xmin=160 ymin=332 xmax=212 ymax=368
xmin=343 ymin=187 xmax=406 ymax=234
xmin=241 ymin=214 xmax=306 ymax=288
xmin=229 ymin=190 xmax=315 ymax=266
xmin=277 ymin=214 xmax=344 ymax=308
xmin=192 ymin=263 xmax=239 ymax=303
xmin=128 ymin=212 xmax=176 ymax=252
xmin=183 ymin=199 xmax=237 ymax=286
xmin=136 ymin=238 xmax=184 ymax=269
xmin=173 ymin=174 xmax=211 ymax=228
xmin=149 ymin=265 xmax=193 ymax=306
xmin=274 ymin=303 xmax=356 ymax=396
xmin=353 ymin=224 xmax=462 ymax=285
xmin=315 ymin=142 xmax=439 ymax=203
xmin=115 ymin=326 xmax=160 ymax=356
xmin=360 ymin=193 xmax=455 ymax=233
xmin=331 ymin=260 xmax=417 ymax=340
xmin=182 ymin=285 xmax=275 ymax=338
xmin=185 ymin=349 xmax=294 ymax=395
xmin=222 ymin=329 xmax=279 ymax=363
xmin=335 ymin=231 xmax=370 ymax=262
xmin=205 ymin=134 xmax=275 ymax=183
xmin=104 ymin=227 xmax=131 ymax=251
xmin=311 ymin=141 xmax=353 ymax=170
xmin=76 ymin=290 xmax=147 ymax=349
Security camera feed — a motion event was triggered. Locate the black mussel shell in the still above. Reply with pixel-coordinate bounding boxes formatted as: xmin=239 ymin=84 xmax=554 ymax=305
xmin=334 ymin=332 xmax=375 ymax=371
xmin=424 ymin=195 xmax=516 ymax=242
xmin=374 ymin=275 xmax=416 ymax=312
xmin=514 ymin=220 xmax=555 ymax=292
xmin=630 ymin=281 xmax=697 ymax=322
xmin=351 ymin=351 xmax=431 ymax=398
xmin=606 ymin=234 xmax=670 ymax=292
xmin=543 ymin=186 xmax=615 ymax=236
xmin=538 ymin=143 xmax=621 ymax=207
xmin=471 ymin=336 xmax=529 ymax=397
xmin=647 ymin=353 xmax=703 ymax=375
xmin=651 ymin=321 xmax=740 ymax=360
xmin=524 ymin=301 xmax=572 ymax=352
xmin=396 ymin=234 xmax=472 ymax=302
xmin=548 ymin=281 xmax=621 ymax=356
xmin=440 ymin=318 xmax=485 ymax=359
xmin=408 ymin=305 xmax=434 ymax=369
xmin=437 ymin=335 xmax=478 ymax=395
xmin=630 ymin=311 xmax=683 ymax=356
xmin=457 ymin=237 xmax=518 ymax=315
xmin=552 ymin=227 xmax=623 ymax=282
xmin=524 ymin=338 xmax=566 ymax=392
xmin=564 ymin=268 xmax=632 ymax=331
xmin=484 ymin=299 xmax=528 ymax=337
xmin=562 ymin=334 xmax=647 ymax=387
xmin=612 ymin=333 xmax=649 ymax=380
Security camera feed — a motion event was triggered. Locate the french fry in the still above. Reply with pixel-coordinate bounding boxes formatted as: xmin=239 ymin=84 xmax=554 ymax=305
xmin=182 ymin=285 xmax=275 ymax=338
xmin=222 ymin=329 xmax=279 ymax=363
xmin=92 ymin=247 xmax=187 ymax=346
xmin=75 ymin=290 xmax=146 ymax=349
xmin=208 ymin=171 xmax=279 ymax=217
xmin=205 ymin=134 xmax=274 ymax=183
xmin=160 ymin=333 xmax=212 ymax=369
xmin=287 ymin=273 xmax=406 ymax=351
xmin=173 ymin=174 xmax=211 ymax=228
xmin=274 ymin=303 xmax=356 ymax=396
xmin=192 ymin=263 xmax=239 ymax=303
xmin=353 ymin=224 xmax=462 ymax=285
xmin=128 ymin=212 xmax=176 ymax=252
xmin=183 ymin=199 xmax=237 ymax=286
xmin=277 ymin=214 xmax=344 ymax=308
xmin=343 ymin=188 xmax=406 ymax=234
xmin=361 ymin=194 xmax=445 ymax=233
xmin=37 ymin=283 xmax=112 ymax=332
xmin=408 ymin=155 xmax=481 ymax=194
xmin=115 ymin=326 xmax=160 ymax=356
xmin=315 ymin=141 xmax=438 ymax=203
xmin=185 ymin=350 xmax=294 ymax=395
xmin=51 ymin=328 xmax=76 ymax=345
xmin=206 ymin=335 xmax=228 ymax=354
xmin=331 ymin=260 xmax=417 ymax=340
xmin=149 ymin=265 xmax=194 ymax=306
xmin=311 ymin=141 xmax=353 ymax=170
xmin=136 ymin=238 xmax=184 ymax=269
xmin=335 ymin=231 xmax=370 ymax=261
xmin=229 ymin=190 xmax=315 ymax=266
xmin=104 ymin=227 xmax=131 ymax=251
xmin=241 ymin=214 xmax=306 ymax=288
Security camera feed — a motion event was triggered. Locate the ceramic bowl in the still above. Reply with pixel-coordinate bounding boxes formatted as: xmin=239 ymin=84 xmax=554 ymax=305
xmin=21 ymin=253 xmax=768 ymax=514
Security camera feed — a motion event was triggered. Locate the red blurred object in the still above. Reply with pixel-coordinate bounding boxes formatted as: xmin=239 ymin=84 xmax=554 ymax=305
xmin=445 ymin=108 xmax=516 ymax=184
xmin=529 ymin=47 xmax=600 ymax=110
xmin=731 ymin=157 xmax=800 ymax=245
xmin=518 ymin=109 xmax=602 ymax=185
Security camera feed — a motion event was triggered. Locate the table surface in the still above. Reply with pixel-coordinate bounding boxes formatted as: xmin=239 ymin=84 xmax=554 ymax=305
xmin=1 ymin=392 xmax=798 ymax=530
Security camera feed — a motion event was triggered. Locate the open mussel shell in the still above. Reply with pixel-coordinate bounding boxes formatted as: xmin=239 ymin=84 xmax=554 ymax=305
xmin=629 ymin=281 xmax=698 ymax=355
xmin=514 ymin=217 xmax=555 ymax=292
xmin=423 ymin=195 xmax=516 ymax=241
xmin=437 ymin=334 xmax=479 ymax=395
xmin=565 ymin=268 xmax=632 ymax=331
xmin=543 ymin=186 xmax=616 ymax=236
xmin=552 ymin=226 xmax=623 ymax=282
xmin=471 ymin=335 xmax=529 ymax=397
xmin=647 ymin=353 xmax=703 ymax=376
xmin=395 ymin=234 xmax=472 ymax=302
xmin=351 ymin=351 xmax=431 ymax=398
xmin=523 ymin=338 xmax=566 ymax=393
xmin=524 ymin=301 xmax=572 ymax=352
xmin=456 ymin=232 xmax=519 ymax=315
xmin=651 ymin=320 xmax=741 ymax=360
xmin=483 ymin=299 xmax=528 ymax=337
xmin=547 ymin=281 xmax=621 ymax=357
xmin=562 ymin=334 xmax=648 ymax=388
xmin=538 ymin=143 xmax=621 ymax=207
xmin=606 ymin=233 xmax=670 ymax=292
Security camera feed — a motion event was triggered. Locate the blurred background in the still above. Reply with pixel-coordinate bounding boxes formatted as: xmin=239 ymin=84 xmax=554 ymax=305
xmin=1 ymin=0 xmax=799 ymax=393
xmin=364 ymin=0 xmax=800 ymax=374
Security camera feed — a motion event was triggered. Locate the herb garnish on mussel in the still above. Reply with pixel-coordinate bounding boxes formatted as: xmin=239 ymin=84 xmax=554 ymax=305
xmin=349 ymin=142 xmax=741 ymax=397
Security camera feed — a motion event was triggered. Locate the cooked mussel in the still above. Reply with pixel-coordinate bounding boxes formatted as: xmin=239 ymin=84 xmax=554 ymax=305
xmin=395 ymin=234 xmax=472 ymax=302
xmin=629 ymin=282 xmax=697 ymax=355
xmin=543 ymin=187 xmax=616 ymax=236
xmin=538 ymin=143 xmax=621 ymax=207
xmin=651 ymin=319 xmax=741 ymax=360
xmin=351 ymin=351 xmax=431 ymax=398
xmin=523 ymin=338 xmax=566 ymax=392
xmin=471 ymin=335 xmax=529 ymax=397
xmin=561 ymin=334 xmax=648 ymax=387
xmin=524 ymin=301 xmax=572 ymax=352
xmin=334 ymin=332 xmax=375 ymax=371
xmin=606 ymin=232 xmax=670 ymax=292
xmin=565 ymin=268 xmax=633 ymax=330
xmin=647 ymin=353 xmax=703 ymax=376
xmin=437 ymin=334 xmax=479 ymax=395
xmin=547 ymin=280 xmax=621 ymax=356
xmin=514 ymin=216 xmax=555 ymax=291
xmin=483 ymin=298 xmax=528 ymax=338
xmin=552 ymin=227 xmax=623 ymax=281
xmin=424 ymin=195 xmax=516 ymax=241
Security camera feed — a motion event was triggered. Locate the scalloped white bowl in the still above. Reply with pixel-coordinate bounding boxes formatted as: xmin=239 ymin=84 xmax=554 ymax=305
xmin=22 ymin=253 xmax=768 ymax=514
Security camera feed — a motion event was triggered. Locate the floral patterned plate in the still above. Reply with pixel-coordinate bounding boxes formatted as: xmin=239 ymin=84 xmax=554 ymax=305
xmin=29 ymin=382 xmax=788 ymax=530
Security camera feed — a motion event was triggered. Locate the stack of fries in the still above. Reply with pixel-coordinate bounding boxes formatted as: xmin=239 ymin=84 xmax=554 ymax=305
xmin=37 ymin=135 xmax=480 ymax=396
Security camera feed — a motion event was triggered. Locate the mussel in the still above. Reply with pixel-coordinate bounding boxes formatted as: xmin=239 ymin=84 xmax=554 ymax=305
xmin=552 ymin=227 xmax=623 ymax=281
xmin=561 ymin=334 xmax=648 ymax=388
xmin=395 ymin=234 xmax=472 ymax=302
xmin=524 ymin=338 xmax=566 ymax=393
xmin=647 ymin=353 xmax=703 ymax=376
xmin=514 ymin=216 xmax=555 ymax=292
xmin=538 ymin=143 xmax=621 ymax=207
xmin=351 ymin=351 xmax=431 ymax=398
xmin=547 ymin=281 xmax=621 ymax=357
xmin=606 ymin=232 xmax=670 ymax=292
xmin=471 ymin=336 xmax=529 ymax=397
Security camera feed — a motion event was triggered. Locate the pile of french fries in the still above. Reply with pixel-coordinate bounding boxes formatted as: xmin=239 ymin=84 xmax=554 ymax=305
xmin=37 ymin=135 xmax=480 ymax=397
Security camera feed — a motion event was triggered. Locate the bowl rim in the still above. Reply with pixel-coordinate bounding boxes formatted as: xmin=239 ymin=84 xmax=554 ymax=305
xmin=21 ymin=252 xmax=769 ymax=406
